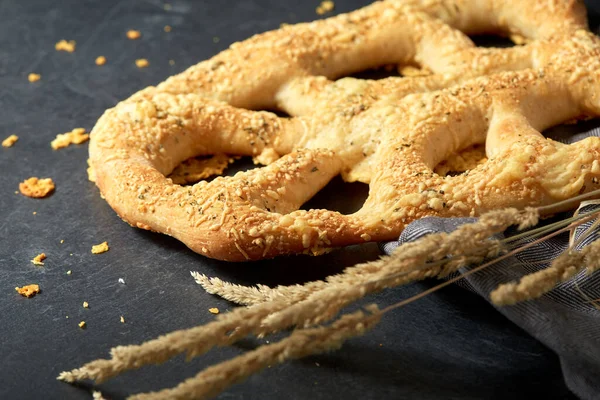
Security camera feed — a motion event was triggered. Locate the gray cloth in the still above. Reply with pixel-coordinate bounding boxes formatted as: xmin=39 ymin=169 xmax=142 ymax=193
xmin=380 ymin=126 xmax=600 ymax=400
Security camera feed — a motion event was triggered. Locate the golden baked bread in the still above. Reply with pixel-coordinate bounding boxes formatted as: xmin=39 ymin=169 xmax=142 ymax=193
xmin=89 ymin=0 xmax=600 ymax=261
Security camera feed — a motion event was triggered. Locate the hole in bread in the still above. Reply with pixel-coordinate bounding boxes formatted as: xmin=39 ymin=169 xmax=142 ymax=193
xmin=469 ymin=34 xmax=518 ymax=48
xmin=245 ymin=106 xmax=291 ymax=119
xmin=335 ymin=34 xmax=518 ymax=82
xmin=349 ymin=64 xmax=401 ymax=80
xmin=168 ymin=157 xmax=369 ymax=215
xmin=300 ymin=175 xmax=369 ymax=215
xmin=168 ymin=155 xmax=258 ymax=185
xmin=264 ymin=108 xmax=291 ymax=118
xmin=432 ymin=118 xmax=600 ymax=178
xmin=348 ymin=62 xmax=431 ymax=80
xmin=433 ymin=144 xmax=487 ymax=177
xmin=542 ymin=118 xmax=600 ymax=144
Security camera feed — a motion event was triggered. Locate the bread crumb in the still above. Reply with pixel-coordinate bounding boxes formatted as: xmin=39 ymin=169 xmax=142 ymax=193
xmin=95 ymin=56 xmax=106 ymax=66
xmin=28 ymin=73 xmax=41 ymax=83
xmin=66 ymin=270 xmax=72 ymax=275
xmin=135 ymin=58 xmax=149 ymax=68
xmin=212 ymin=36 xmax=219 ymax=43
xmin=83 ymin=301 xmax=89 ymax=308
xmin=120 ymin=315 xmax=125 ymax=323
xmin=78 ymin=321 xmax=86 ymax=329
xmin=126 ymin=30 xmax=141 ymax=40
xmin=15 ymin=284 xmax=40 ymax=298
xmin=31 ymin=253 xmax=46 ymax=266
xmin=118 ymin=278 xmax=125 ymax=284
xmin=32 ymin=211 xmax=37 ymax=215
xmin=169 ymin=59 xmax=175 ymax=66
xmin=164 ymin=25 xmax=171 ymax=32
xmin=19 ymin=177 xmax=55 ymax=198
xmin=91 ymin=241 xmax=109 ymax=254
xmin=208 ymin=307 xmax=219 ymax=314
xmin=60 ymin=239 xmax=65 ymax=244
xmin=92 ymin=390 xmax=107 ymax=400
xmin=2 ymin=134 xmax=18 ymax=147
xmin=316 ymin=1 xmax=334 ymax=15
xmin=55 ymin=39 xmax=76 ymax=52
xmin=51 ymin=127 xmax=89 ymax=150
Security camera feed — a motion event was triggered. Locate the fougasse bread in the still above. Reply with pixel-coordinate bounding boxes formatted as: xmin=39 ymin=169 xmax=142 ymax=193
xmin=89 ymin=0 xmax=600 ymax=261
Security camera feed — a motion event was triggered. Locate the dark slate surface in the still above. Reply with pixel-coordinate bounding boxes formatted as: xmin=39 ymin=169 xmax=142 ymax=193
xmin=1 ymin=0 xmax=596 ymax=399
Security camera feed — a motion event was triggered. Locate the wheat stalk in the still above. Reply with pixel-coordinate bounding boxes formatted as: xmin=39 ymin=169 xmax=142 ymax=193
xmin=57 ymin=207 xmax=535 ymax=386
xmin=127 ymin=306 xmax=381 ymax=400
xmin=58 ymin=190 xmax=600 ymax=399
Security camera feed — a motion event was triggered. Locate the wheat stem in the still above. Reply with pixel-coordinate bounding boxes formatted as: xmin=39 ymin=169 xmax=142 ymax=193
xmin=126 ymin=306 xmax=381 ymax=400
xmin=59 ymin=208 xmax=535 ymax=385
xmin=58 ymin=205 xmax=600 ymax=398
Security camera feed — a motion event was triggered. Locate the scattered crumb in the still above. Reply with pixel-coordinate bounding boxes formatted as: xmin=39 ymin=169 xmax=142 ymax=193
xmin=51 ymin=127 xmax=89 ymax=150
xmin=126 ymin=30 xmax=141 ymax=40
xmin=120 ymin=315 xmax=125 ymax=323
xmin=379 ymin=343 xmax=383 ymax=347
xmin=208 ymin=307 xmax=219 ymax=314
xmin=118 ymin=278 xmax=125 ymax=284
xmin=315 ymin=362 xmax=320 ymax=367
xmin=55 ymin=39 xmax=76 ymax=52
xmin=14 ymin=191 xmax=18 ymax=194
xmin=92 ymin=390 xmax=107 ymax=400
xmin=32 ymin=211 xmax=37 ymax=215
xmin=19 ymin=177 xmax=55 ymax=198
xmin=31 ymin=253 xmax=46 ymax=266
xmin=164 ymin=3 xmax=172 ymax=10
xmin=66 ymin=316 xmax=69 ymax=319
xmin=169 ymin=59 xmax=175 ymax=66
xmin=164 ymin=25 xmax=171 ymax=32
xmin=95 ymin=56 xmax=106 ymax=66
xmin=83 ymin=301 xmax=89 ymax=308
xmin=15 ymin=284 xmax=40 ymax=298
xmin=135 ymin=58 xmax=149 ymax=68
xmin=86 ymin=159 xmax=97 ymax=182
xmin=212 ymin=36 xmax=220 ymax=43
xmin=28 ymin=73 xmax=41 ymax=83
xmin=91 ymin=241 xmax=109 ymax=254
xmin=60 ymin=239 xmax=65 ymax=244
xmin=2 ymin=134 xmax=18 ymax=147
xmin=316 ymin=0 xmax=334 ymax=15
xmin=66 ymin=270 xmax=72 ymax=275
xmin=78 ymin=321 xmax=86 ymax=329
